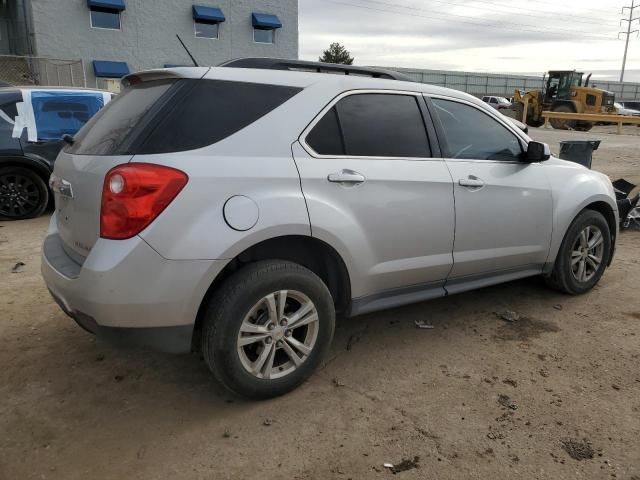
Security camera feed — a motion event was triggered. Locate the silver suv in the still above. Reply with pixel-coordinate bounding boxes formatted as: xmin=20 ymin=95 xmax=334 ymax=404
xmin=42 ymin=62 xmax=619 ymax=399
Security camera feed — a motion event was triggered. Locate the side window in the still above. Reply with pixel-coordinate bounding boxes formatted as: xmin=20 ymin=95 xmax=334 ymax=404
xmin=306 ymin=107 xmax=344 ymax=156
xmin=432 ymin=98 xmax=523 ymax=161
xmin=306 ymin=93 xmax=431 ymax=158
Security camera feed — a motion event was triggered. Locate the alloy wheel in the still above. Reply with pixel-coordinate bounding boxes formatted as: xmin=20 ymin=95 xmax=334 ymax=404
xmin=237 ymin=290 xmax=319 ymax=380
xmin=571 ymin=225 xmax=604 ymax=283
xmin=0 ymin=172 xmax=41 ymax=218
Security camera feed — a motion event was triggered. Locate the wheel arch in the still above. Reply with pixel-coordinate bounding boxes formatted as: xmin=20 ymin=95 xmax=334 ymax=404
xmin=0 ymin=155 xmax=52 ymax=186
xmin=547 ymin=194 xmax=619 ymax=274
xmin=192 ymin=235 xmax=352 ymax=349
xmin=583 ymin=200 xmax=617 ymax=266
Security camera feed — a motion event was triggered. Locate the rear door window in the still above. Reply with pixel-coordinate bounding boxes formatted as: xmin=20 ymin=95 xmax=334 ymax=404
xmin=306 ymin=93 xmax=431 ymax=158
xmin=432 ymin=98 xmax=523 ymax=161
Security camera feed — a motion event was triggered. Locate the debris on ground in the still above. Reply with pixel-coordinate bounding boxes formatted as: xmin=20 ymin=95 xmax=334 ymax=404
xmin=495 ymin=310 xmax=520 ymax=322
xmin=332 ymin=378 xmax=345 ymax=388
xmin=263 ymin=418 xmax=273 ymax=426
xmin=11 ymin=262 xmax=25 ymax=273
xmin=346 ymin=328 xmax=367 ymax=351
xmin=414 ymin=320 xmax=435 ymax=329
xmin=502 ymin=378 xmax=518 ymax=388
xmin=612 ymin=384 xmax=621 ymax=391
xmin=561 ymin=438 xmax=595 ymax=461
xmin=222 ymin=429 xmax=232 ymax=438
xmin=114 ymin=375 xmax=124 ymax=382
xmin=498 ymin=394 xmax=518 ymax=410
xmin=383 ymin=456 xmax=420 ymax=474
xmin=553 ymin=305 xmax=563 ymax=311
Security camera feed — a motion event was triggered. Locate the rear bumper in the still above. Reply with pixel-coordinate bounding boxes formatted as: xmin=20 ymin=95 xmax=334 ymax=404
xmin=41 ymin=216 xmax=227 ymax=353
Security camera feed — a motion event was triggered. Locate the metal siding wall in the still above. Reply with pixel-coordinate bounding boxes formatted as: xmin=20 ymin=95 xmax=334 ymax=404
xmin=392 ymin=67 xmax=640 ymax=100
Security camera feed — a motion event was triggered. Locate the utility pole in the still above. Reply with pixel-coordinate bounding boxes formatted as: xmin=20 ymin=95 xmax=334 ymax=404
xmin=619 ymin=0 xmax=639 ymax=83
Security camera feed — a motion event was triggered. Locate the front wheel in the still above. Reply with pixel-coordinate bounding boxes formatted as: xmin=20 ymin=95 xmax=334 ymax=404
xmin=201 ymin=260 xmax=335 ymax=399
xmin=546 ymin=210 xmax=612 ymax=295
xmin=550 ymin=105 xmax=577 ymax=130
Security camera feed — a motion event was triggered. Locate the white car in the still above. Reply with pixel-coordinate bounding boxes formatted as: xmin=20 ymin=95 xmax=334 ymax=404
xmin=615 ymin=102 xmax=640 ymax=117
xmin=42 ymin=59 xmax=619 ymax=398
xmin=482 ymin=96 xmax=512 ymax=110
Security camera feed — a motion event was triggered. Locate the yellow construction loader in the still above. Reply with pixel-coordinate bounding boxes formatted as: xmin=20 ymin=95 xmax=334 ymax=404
xmin=513 ymin=71 xmax=616 ymax=131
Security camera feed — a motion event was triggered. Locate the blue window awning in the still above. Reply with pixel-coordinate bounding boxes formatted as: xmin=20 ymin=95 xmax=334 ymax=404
xmin=192 ymin=5 xmax=225 ymax=23
xmin=93 ymin=60 xmax=130 ymax=78
xmin=87 ymin=0 xmax=126 ymax=11
xmin=252 ymin=13 xmax=282 ymax=29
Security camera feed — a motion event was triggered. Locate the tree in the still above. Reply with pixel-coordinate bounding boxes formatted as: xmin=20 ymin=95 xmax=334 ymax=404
xmin=319 ymin=42 xmax=354 ymax=65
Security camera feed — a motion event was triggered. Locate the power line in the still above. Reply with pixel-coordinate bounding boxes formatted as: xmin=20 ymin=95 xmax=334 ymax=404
xmin=619 ymin=0 xmax=639 ymax=82
xmin=322 ymin=0 xmax=619 ymax=41
xmin=386 ymin=0 xmax=622 ymax=26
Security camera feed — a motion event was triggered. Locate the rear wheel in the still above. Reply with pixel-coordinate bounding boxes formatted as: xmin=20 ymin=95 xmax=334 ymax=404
xmin=550 ymin=105 xmax=577 ymax=130
xmin=545 ymin=210 xmax=611 ymax=295
xmin=201 ymin=260 xmax=335 ymax=399
xmin=0 ymin=167 xmax=49 ymax=220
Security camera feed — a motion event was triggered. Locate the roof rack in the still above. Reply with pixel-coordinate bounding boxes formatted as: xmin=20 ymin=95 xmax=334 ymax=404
xmin=219 ymin=58 xmax=413 ymax=82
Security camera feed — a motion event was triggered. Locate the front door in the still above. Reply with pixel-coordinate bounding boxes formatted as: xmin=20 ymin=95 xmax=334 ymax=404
xmin=293 ymin=91 xmax=455 ymax=309
xmin=428 ymin=97 xmax=553 ymax=289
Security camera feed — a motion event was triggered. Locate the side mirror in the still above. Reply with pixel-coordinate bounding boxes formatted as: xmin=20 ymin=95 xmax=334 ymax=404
xmin=526 ymin=141 xmax=551 ymax=162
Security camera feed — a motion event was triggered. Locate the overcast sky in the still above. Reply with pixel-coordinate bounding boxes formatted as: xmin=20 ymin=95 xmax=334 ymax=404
xmin=299 ymin=0 xmax=640 ymax=82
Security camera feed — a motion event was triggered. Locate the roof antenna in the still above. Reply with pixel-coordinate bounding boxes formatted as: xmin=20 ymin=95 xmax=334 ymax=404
xmin=176 ymin=34 xmax=200 ymax=67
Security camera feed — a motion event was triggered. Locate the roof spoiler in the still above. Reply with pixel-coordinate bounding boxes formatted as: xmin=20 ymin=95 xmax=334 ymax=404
xmin=121 ymin=67 xmax=211 ymax=88
xmin=219 ymin=57 xmax=414 ymax=82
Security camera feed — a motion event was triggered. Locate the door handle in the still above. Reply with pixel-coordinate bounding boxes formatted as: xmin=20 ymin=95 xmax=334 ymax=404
xmin=458 ymin=177 xmax=485 ymax=188
xmin=328 ymin=170 xmax=366 ymax=184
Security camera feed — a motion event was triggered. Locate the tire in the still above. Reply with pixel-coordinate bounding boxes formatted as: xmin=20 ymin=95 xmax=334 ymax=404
xmin=201 ymin=260 xmax=335 ymax=399
xmin=0 ymin=166 xmax=49 ymax=220
xmin=545 ymin=210 xmax=611 ymax=295
xmin=576 ymin=122 xmax=593 ymax=132
xmin=550 ymin=105 xmax=577 ymax=130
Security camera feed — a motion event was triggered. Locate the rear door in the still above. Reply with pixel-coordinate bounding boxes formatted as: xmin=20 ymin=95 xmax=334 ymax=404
xmin=428 ymin=96 xmax=552 ymax=288
xmin=293 ymin=90 xmax=455 ymax=305
xmin=52 ymin=80 xmax=175 ymax=261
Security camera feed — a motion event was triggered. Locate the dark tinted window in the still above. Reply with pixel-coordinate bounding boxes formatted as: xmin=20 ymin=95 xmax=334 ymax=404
xmin=67 ymin=80 xmax=174 ymax=155
xmin=306 ymin=107 xmax=344 ymax=155
xmin=90 ymin=7 xmax=121 ymax=29
xmin=432 ymin=99 xmax=522 ymax=161
xmin=139 ymin=80 xmax=301 ymax=154
xmin=324 ymin=94 xmax=430 ymax=158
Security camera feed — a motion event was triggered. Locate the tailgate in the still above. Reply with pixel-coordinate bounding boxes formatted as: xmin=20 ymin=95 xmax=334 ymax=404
xmin=52 ymin=150 xmax=132 ymax=261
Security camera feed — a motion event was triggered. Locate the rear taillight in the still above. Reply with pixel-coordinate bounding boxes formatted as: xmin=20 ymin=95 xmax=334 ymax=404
xmin=100 ymin=164 xmax=188 ymax=240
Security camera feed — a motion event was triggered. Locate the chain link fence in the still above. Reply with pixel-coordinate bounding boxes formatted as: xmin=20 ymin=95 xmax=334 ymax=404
xmin=392 ymin=67 xmax=640 ymax=101
xmin=0 ymin=55 xmax=86 ymax=88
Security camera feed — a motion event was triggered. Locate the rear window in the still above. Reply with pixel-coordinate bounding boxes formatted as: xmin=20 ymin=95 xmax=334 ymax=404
xmin=66 ymin=79 xmax=302 ymax=156
xmin=66 ymin=80 xmax=174 ymax=155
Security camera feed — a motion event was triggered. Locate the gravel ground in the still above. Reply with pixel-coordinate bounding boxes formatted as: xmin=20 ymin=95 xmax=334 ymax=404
xmin=0 ymin=126 xmax=639 ymax=480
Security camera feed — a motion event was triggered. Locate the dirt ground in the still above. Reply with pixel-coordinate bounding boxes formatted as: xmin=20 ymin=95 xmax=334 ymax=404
xmin=1 ymin=126 xmax=639 ymax=480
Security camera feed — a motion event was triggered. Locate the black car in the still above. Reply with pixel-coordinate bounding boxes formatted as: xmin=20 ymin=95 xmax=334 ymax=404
xmin=0 ymin=87 xmax=111 ymax=220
